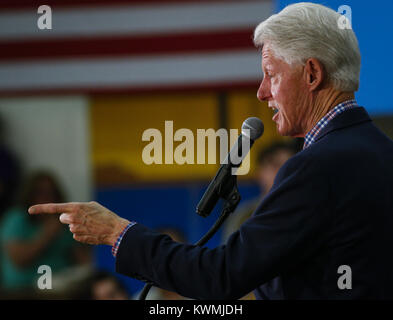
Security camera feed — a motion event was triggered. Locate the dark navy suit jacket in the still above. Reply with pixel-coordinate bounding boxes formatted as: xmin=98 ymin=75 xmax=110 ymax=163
xmin=116 ymin=107 xmax=393 ymax=299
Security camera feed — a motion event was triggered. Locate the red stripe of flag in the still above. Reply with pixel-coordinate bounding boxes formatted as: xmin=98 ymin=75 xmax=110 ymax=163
xmin=0 ymin=28 xmax=255 ymax=61
xmin=0 ymin=0 xmax=245 ymax=10
xmin=0 ymin=80 xmax=260 ymax=97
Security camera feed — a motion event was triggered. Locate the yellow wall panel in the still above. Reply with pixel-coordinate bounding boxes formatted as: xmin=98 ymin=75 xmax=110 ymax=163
xmin=90 ymin=93 xmax=221 ymax=185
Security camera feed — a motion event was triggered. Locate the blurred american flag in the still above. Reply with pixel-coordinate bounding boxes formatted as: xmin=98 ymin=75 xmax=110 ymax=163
xmin=0 ymin=0 xmax=272 ymax=95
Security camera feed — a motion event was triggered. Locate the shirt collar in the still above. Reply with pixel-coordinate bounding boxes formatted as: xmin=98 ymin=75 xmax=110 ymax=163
xmin=303 ymin=99 xmax=359 ymax=149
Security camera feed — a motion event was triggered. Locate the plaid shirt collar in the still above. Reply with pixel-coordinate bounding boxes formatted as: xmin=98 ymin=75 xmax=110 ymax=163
xmin=303 ymin=99 xmax=359 ymax=149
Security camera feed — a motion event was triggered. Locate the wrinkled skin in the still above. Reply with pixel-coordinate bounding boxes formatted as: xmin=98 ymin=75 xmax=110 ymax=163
xmin=29 ymin=201 xmax=130 ymax=246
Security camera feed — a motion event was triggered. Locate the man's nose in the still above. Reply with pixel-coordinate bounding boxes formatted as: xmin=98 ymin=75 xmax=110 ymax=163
xmin=257 ymin=79 xmax=271 ymax=102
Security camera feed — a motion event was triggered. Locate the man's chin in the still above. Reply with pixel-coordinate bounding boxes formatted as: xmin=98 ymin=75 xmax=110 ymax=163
xmin=276 ymin=124 xmax=288 ymax=136
xmin=277 ymin=125 xmax=298 ymax=137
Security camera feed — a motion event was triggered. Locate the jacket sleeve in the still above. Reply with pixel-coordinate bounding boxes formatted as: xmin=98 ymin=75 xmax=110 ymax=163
xmin=115 ymin=152 xmax=332 ymax=299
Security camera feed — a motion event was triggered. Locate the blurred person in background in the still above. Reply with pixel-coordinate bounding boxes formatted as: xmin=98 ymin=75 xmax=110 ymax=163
xmin=0 ymin=114 xmax=21 ymax=291
xmin=0 ymin=171 xmax=91 ymax=292
xmin=0 ymin=115 xmax=20 ymax=220
xmin=76 ymin=270 xmax=129 ymax=300
xmin=222 ymin=140 xmax=300 ymax=242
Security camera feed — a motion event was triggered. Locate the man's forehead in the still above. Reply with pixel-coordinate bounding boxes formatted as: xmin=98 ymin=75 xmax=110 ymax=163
xmin=261 ymin=44 xmax=275 ymax=66
xmin=261 ymin=44 xmax=291 ymax=70
xmin=261 ymin=43 xmax=273 ymax=58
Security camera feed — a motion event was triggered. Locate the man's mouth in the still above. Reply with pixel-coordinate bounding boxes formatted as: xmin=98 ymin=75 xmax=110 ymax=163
xmin=268 ymin=102 xmax=279 ymax=117
xmin=268 ymin=102 xmax=280 ymax=121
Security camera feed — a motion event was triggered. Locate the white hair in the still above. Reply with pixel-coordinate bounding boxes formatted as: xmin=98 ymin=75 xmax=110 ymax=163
xmin=254 ymin=2 xmax=361 ymax=92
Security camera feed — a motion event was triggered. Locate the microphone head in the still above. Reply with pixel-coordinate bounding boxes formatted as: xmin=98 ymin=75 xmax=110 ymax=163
xmin=242 ymin=117 xmax=264 ymax=141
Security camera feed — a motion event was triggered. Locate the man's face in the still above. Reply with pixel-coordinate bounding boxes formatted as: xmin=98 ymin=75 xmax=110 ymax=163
xmin=257 ymin=43 xmax=310 ymax=137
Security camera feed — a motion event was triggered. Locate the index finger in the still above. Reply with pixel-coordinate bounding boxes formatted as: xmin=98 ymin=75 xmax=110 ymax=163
xmin=28 ymin=202 xmax=81 ymax=215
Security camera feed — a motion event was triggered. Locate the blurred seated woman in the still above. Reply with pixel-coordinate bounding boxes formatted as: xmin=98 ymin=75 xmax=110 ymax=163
xmin=0 ymin=171 xmax=90 ymax=291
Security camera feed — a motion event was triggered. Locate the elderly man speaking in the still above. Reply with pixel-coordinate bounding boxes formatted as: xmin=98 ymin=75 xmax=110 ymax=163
xmin=29 ymin=3 xmax=393 ymax=299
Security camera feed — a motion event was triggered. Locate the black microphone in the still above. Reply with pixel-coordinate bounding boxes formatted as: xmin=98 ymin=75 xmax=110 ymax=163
xmin=196 ymin=117 xmax=264 ymax=217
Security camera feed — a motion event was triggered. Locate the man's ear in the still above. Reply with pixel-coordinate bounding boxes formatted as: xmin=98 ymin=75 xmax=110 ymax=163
xmin=304 ymin=58 xmax=325 ymax=91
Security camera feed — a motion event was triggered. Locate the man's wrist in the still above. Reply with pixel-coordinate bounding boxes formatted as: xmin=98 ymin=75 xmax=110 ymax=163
xmin=109 ymin=218 xmax=131 ymax=246
xmin=111 ymin=221 xmax=137 ymax=257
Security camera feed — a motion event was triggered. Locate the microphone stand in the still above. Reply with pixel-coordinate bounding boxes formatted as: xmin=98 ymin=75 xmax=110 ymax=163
xmin=138 ymin=172 xmax=241 ymax=300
